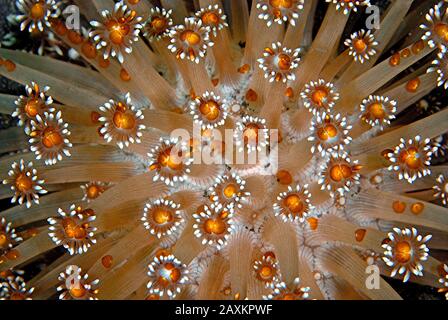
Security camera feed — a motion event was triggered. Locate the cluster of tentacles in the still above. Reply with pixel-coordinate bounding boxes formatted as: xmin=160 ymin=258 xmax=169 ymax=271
xmin=0 ymin=0 xmax=447 ymax=300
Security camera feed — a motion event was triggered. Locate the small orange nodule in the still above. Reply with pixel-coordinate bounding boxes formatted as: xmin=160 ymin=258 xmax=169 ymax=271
xmin=0 ymin=233 xmax=8 ymax=247
xmin=24 ymin=98 xmax=41 ymax=118
xmin=389 ymin=53 xmax=400 ymax=67
xmin=412 ymin=40 xmax=425 ymax=54
xmin=399 ymin=147 xmax=422 ymax=170
xmin=392 ymin=200 xmax=406 ymax=214
xmin=146 ymin=294 xmax=160 ymax=300
xmin=180 ymin=30 xmax=201 ymax=45
xmin=353 ymin=39 xmax=367 ymax=53
xmin=285 ymin=87 xmax=294 ymax=98
xmin=81 ymin=42 xmax=97 ymax=59
xmin=238 ymin=64 xmax=250 ymax=74
xmin=394 ymin=240 xmax=412 ymax=263
xmin=91 ymin=111 xmax=101 ymax=124
xmin=245 ymin=89 xmax=258 ymax=102
xmin=101 ymin=255 xmax=113 ymax=268
xmin=204 ymin=218 xmax=227 ymax=235
xmin=283 ymin=194 xmax=304 ymax=215
xmin=128 ymin=0 xmax=140 ymax=5
xmin=202 ymin=12 xmax=220 ymax=26
xmin=310 ymin=87 xmax=328 ymax=107
xmin=317 ymin=123 xmax=338 ymax=141
xmin=411 ymin=202 xmax=424 ymax=215
xmin=113 ymin=110 xmax=136 ymax=130
xmin=42 ymin=127 xmax=63 ymax=148
xmin=5 ymin=249 xmax=20 ymax=260
xmin=98 ymin=56 xmax=110 ymax=68
xmin=212 ymin=78 xmax=219 ymax=87
xmin=307 ymin=217 xmax=318 ymax=230
xmin=406 ymin=78 xmax=420 ymax=93
xmin=329 ymin=164 xmax=353 ymax=182
xmin=276 ymin=170 xmax=292 ymax=185
xmin=15 ymin=173 xmax=33 ymax=193
xmin=199 ymin=100 xmax=221 ymax=121
xmin=120 ymin=68 xmax=131 ymax=81
xmin=368 ymin=102 xmax=386 ymax=119
xmin=152 ymin=208 xmax=174 ymax=225
xmin=4 ymin=60 xmax=16 ymax=72
xmin=401 ymin=48 xmax=411 ymax=58
xmin=23 ymin=228 xmax=39 ymax=238
xmin=67 ymin=30 xmax=83 ymax=44
xmin=30 ymin=3 xmax=45 ymax=20
xmin=53 ymin=21 xmax=68 ymax=36
xmin=355 ymin=229 xmax=366 ymax=242
xmin=434 ymin=23 xmax=448 ymax=43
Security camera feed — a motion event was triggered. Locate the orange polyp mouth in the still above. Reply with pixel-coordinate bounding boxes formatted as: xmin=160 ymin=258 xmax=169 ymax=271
xmin=317 ymin=123 xmax=338 ymax=141
xmin=223 ymin=183 xmax=238 ymax=199
xmin=107 ymin=21 xmax=131 ymax=45
xmin=258 ymin=265 xmax=274 ymax=280
xmin=276 ymin=53 xmax=292 ymax=70
xmin=353 ymin=39 xmax=367 ymax=53
xmin=69 ymin=285 xmax=87 ymax=299
xmin=269 ymin=0 xmax=294 ymax=9
xmin=24 ymin=98 xmax=42 ymax=117
xmin=151 ymin=17 xmax=168 ymax=32
xmin=30 ymin=3 xmax=45 ymax=20
xmin=15 ymin=173 xmax=33 ymax=193
xmin=203 ymin=217 xmax=227 ymax=235
xmin=310 ymin=88 xmax=329 ymax=107
xmin=87 ymin=185 xmax=101 ymax=199
xmin=152 ymin=208 xmax=174 ymax=225
xmin=159 ymin=263 xmax=181 ymax=285
xmin=329 ymin=164 xmax=353 ymax=182
xmin=394 ymin=240 xmax=412 ymax=263
xmin=42 ymin=127 xmax=63 ymax=148
xmin=399 ymin=147 xmax=422 ymax=170
xmin=283 ymin=194 xmax=305 ymax=215
xmin=180 ymin=30 xmax=201 ymax=46
xmin=62 ymin=218 xmax=87 ymax=240
xmin=157 ymin=147 xmax=184 ymax=171
xmin=368 ymin=103 xmax=386 ymax=119
xmin=113 ymin=110 xmax=136 ymax=130
xmin=199 ymin=100 xmax=221 ymax=121
xmin=202 ymin=12 xmax=220 ymax=26
xmin=434 ymin=23 xmax=448 ymax=42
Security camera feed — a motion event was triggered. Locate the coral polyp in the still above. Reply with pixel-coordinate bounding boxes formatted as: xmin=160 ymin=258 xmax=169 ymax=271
xmin=0 ymin=0 xmax=447 ymax=301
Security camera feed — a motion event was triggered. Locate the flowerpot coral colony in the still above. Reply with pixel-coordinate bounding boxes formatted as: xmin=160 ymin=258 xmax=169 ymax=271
xmin=0 ymin=0 xmax=447 ymax=300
